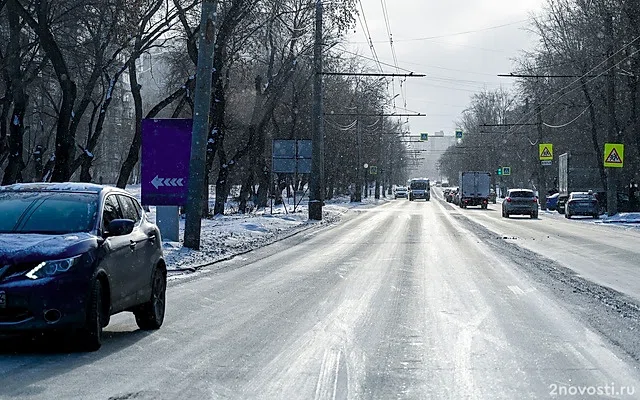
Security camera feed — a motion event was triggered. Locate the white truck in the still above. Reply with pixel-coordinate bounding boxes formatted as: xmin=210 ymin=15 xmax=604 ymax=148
xmin=458 ymin=171 xmax=491 ymax=209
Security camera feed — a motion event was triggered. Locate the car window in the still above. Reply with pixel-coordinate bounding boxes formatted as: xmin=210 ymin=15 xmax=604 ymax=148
xmin=132 ymin=197 xmax=145 ymax=219
xmin=509 ymin=191 xmax=534 ymax=198
xmin=118 ymin=195 xmax=140 ymax=223
xmin=102 ymin=195 xmax=123 ymax=229
xmin=0 ymin=192 xmax=98 ymax=234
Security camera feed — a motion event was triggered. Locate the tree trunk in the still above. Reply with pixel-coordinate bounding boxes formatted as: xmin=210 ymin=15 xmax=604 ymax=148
xmin=116 ymin=60 xmax=143 ymax=188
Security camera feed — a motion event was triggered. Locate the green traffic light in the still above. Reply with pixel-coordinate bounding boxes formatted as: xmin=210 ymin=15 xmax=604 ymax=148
xmin=497 ymin=168 xmax=502 ymax=176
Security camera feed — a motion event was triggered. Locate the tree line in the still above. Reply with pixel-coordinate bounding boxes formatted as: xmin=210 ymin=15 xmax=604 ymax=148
xmin=0 ymin=0 xmax=409 ymax=214
xmin=440 ymin=0 xmax=639 ymax=197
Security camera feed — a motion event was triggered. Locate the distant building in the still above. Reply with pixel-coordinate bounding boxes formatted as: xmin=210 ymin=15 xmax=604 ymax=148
xmin=417 ymin=132 xmax=456 ymax=180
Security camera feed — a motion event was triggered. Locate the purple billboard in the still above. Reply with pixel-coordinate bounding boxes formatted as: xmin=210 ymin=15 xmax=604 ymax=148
xmin=141 ymin=119 xmax=192 ymax=206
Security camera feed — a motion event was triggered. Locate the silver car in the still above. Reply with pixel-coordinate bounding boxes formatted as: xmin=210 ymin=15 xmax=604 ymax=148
xmin=565 ymin=192 xmax=599 ymax=219
xmin=502 ymin=189 xmax=539 ymax=219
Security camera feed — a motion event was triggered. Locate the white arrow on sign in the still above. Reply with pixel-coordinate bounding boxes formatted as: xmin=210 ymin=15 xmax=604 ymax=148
xmin=151 ymin=175 xmax=185 ymax=189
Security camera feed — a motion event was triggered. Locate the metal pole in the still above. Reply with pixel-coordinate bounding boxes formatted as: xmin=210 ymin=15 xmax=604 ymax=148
xmin=605 ymin=15 xmax=618 ymax=216
xmin=354 ymin=117 xmax=362 ymax=202
xmin=536 ymin=104 xmax=547 ymax=209
xmin=375 ymin=115 xmax=382 ymax=199
xmin=309 ymin=0 xmax=324 ymax=220
xmin=184 ymin=0 xmax=218 ymax=249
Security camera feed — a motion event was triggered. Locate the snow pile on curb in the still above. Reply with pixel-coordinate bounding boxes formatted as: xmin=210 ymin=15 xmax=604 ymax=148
xmin=600 ymin=212 xmax=640 ymax=224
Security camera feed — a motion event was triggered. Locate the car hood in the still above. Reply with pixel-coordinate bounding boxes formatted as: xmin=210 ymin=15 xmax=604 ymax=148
xmin=0 ymin=232 xmax=98 ymax=265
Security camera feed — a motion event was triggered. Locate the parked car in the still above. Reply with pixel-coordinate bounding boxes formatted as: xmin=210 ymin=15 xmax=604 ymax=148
xmin=488 ymin=189 xmax=497 ymax=204
xmin=394 ymin=186 xmax=408 ymax=199
xmin=452 ymin=188 xmax=461 ymax=205
xmin=557 ymin=194 xmax=569 ymax=214
xmin=0 ymin=183 xmax=166 ymax=351
xmin=546 ymin=192 xmax=560 ymax=211
xmin=502 ymin=189 xmax=539 ymax=219
xmin=565 ymin=192 xmax=599 ymax=219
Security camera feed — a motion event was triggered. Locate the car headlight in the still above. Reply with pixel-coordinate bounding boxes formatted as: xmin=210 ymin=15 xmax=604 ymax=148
xmin=26 ymin=256 xmax=82 ymax=280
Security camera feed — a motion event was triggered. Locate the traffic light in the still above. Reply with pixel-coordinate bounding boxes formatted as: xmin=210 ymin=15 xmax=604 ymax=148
xmin=496 ymin=167 xmax=503 ymax=176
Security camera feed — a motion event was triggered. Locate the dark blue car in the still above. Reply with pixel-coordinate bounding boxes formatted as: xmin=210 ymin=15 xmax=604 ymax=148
xmin=0 ymin=183 xmax=166 ymax=351
xmin=545 ymin=193 xmax=560 ymax=211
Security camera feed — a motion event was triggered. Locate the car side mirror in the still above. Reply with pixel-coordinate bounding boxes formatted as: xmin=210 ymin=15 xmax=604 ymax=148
xmin=105 ymin=219 xmax=135 ymax=237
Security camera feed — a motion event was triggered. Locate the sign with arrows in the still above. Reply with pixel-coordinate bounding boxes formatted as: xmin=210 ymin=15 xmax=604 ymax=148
xmin=141 ymin=119 xmax=192 ymax=206
xmin=604 ymin=143 xmax=624 ymax=168
xmin=539 ymin=143 xmax=553 ymax=161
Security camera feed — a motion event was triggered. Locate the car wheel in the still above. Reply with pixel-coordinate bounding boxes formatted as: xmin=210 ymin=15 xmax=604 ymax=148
xmin=135 ymin=267 xmax=166 ymax=330
xmin=79 ymin=279 xmax=104 ymax=351
xmin=565 ymin=212 xmax=571 ymax=219
xmin=504 ymin=211 xmax=509 ymax=218
xmin=531 ymin=212 xmax=538 ymax=219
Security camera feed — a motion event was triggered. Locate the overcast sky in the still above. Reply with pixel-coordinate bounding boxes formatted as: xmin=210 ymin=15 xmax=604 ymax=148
xmin=343 ymin=0 xmax=546 ymax=137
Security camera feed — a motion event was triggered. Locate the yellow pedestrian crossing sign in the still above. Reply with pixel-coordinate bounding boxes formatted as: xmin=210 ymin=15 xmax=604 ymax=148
xmin=604 ymin=143 xmax=624 ymax=168
xmin=539 ymin=143 xmax=553 ymax=161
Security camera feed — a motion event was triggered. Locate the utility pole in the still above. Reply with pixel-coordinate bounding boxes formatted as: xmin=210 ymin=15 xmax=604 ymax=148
xmin=537 ymin=104 xmax=547 ymax=209
xmin=354 ymin=117 xmax=362 ymax=202
xmin=309 ymin=0 xmax=325 ymax=221
xmin=184 ymin=0 xmax=218 ymax=250
xmin=605 ymin=14 xmax=618 ymax=216
xmin=375 ymin=115 xmax=382 ymax=199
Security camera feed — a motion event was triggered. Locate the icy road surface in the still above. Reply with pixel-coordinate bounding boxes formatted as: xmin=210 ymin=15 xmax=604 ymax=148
xmin=1 ymin=198 xmax=640 ymax=399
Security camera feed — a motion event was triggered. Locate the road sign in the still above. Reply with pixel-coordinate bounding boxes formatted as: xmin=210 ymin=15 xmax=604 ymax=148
xmin=541 ymin=160 xmax=552 ymax=166
xmin=496 ymin=167 xmax=502 ymax=176
xmin=369 ymin=166 xmax=378 ymax=175
xmin=455 ymin=129 xmax=463 ymax=139
xmin=539 ymin=143 xmax=553 ymax=161
xmin=141 ymin=119 xmax=192 ymax=206
xmin=272 ymin=139 xmax=313 ymax=173
xmin=604 ymin=143 xmax=624 ymax=168
xmin=502 ymin=166 xmax=511 ymax=176
xmin=420 ymin=133 xmax=429 ymax=141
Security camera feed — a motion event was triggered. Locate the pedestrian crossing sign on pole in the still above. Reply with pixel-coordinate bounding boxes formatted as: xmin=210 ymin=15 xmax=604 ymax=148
xmin=604 ymin=143 xmax=624 ymax=168
xmin=502 ymin=166 xmax=511 ymax=176
xmin=539 ymin=144 xmax=553 ymax=161
xmin=455 ymin=129 xmax=463 ymax=139
xmin=420 ymin=133 xmax=429 ymax=141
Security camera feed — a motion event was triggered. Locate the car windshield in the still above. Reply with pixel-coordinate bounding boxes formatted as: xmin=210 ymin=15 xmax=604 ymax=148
xmin=509 ymin=191 xmax=534 ymax=198
xmin=410 ymin=182 xmax=428 ymax=190
xmin=396 ymin=187 xmax=406 ymax=191
xmin=0 ymin=192 xmax=99 ymax=234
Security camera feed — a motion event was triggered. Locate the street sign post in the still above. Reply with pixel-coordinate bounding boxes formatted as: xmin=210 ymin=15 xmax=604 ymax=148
xmin=141 ymin=118 xmax=192 ymax=241
xmin=604 ymin=143 xmax=624 ymax=168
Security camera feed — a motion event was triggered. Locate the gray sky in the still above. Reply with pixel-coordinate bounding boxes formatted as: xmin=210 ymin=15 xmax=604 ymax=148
xmin=345 ymin=0 xmax=546 ymax=137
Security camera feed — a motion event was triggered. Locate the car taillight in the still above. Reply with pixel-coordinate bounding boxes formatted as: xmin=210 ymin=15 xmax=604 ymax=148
xmin=506 ymin=197 xmax=511 ymax=202
xmin=533 ymin=197 xmax=538 ymax=203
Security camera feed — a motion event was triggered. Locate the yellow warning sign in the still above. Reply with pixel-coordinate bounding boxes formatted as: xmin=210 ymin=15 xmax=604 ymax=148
xmin=604 ymin=143 xmax=624 ymax=168
xmin=539 ymin=143 xmax=553 ymax=161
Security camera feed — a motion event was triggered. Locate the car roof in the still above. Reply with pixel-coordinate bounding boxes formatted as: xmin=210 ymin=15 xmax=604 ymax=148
xmin=0 ymin=182 xmax=130 ymax=196
xmin=509 ymin=188 xmax=534 ymax=192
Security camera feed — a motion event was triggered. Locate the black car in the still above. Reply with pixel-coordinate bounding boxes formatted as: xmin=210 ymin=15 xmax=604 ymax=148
xmin=565 ymin=192 xmax=599 ymax=219
xmin=0 ymin=183 xmax=166 ymax=351
xmin=557 ymin=194 xmax=569 ymax=214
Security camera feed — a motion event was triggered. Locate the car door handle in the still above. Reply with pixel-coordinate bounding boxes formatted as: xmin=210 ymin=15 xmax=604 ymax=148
xmin=129 ymin=240 xmax=137 ymax=250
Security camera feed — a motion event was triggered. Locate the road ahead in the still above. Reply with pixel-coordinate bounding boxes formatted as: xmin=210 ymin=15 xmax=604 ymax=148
xmin=2 ymin=196 xmax=640 ymax=399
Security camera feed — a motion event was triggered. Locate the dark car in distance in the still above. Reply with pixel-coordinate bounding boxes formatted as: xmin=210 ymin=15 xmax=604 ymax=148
xmin=546 ymin=192 xmax=560 ymax=211
xmin=0 ymin=183 xmax=166 ymax=351
xmin=565 ymin=192 xmax=599 ymax=219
